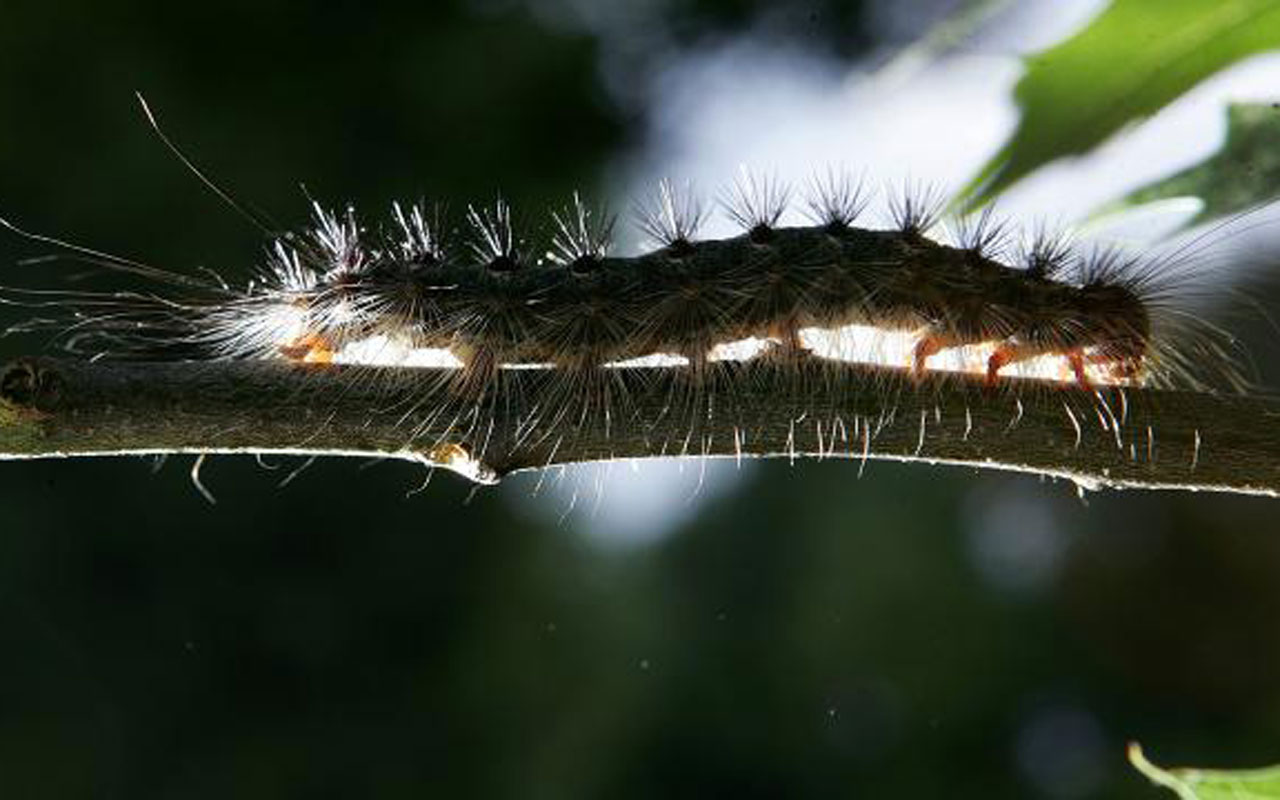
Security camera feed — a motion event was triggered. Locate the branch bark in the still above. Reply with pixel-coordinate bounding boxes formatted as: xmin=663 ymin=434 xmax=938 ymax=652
xmin=2 ymin=356 xmax=1279 ymax=496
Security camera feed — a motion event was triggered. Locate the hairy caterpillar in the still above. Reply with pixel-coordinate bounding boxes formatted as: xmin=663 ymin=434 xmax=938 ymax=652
xmin=0 ymin=164 xmax=1263 ymax=489
xmin=1 ymin=172 xmax=1247 ymax=377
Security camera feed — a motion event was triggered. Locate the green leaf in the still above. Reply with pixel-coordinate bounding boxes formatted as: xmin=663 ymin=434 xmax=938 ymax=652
xmin=958 ymin=0 xmax=1280 ymax=208
xmin=1097 ymin=102 xmax=1280 ymax=228
xmin=1130 ymin=743 xmax=1280 ymax=799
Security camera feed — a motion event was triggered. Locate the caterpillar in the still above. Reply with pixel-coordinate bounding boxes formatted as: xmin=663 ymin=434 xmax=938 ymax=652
xmin=0 ymin=167 xmax=1261 ymax=487
xmin=1 ymin=172 xmax=1247 ymax=381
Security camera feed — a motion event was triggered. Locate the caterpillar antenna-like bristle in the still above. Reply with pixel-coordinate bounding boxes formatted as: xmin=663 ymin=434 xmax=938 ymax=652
xmin=803 ymin=166 xmax=871 ymax=230
xmin=550 ymin=192 xmax=615 ymax=271
xmin=0 ymin=212 xmax=226 ymax=293
xmin=954 ymin=204 xmax=1011 ymax=261
xmin=135 ymin=91 xmax=281 ymax=236
xmin=466 ymin=198 xmax=520 ymax=270
xmin=308 ymin=202 xmax=366 ymax=275
xmin=887 ymin=180 xmax=946 ymax=237
xmin=1078 ymin=245 xmax=1120 ymax=284
xmin=720 ymin=167 xmax=791 ymax=242
xmin=263 ymin=240 xmax=320 ymax=292
xmin=392 ymin=201 xmax=445 ymax=266
xmin=633 ymin=178 xmax=707 ymax=252
xmin=1019 ymin=223 xmax=1074 ymax=279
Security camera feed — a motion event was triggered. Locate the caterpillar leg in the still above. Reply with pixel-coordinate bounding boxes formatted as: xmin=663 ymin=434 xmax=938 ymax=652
xmin=986 ymin=341 xmax=1056 ymax=386
xmin=986 ymin=344 xmax=1094 ymax=390
xmin=985 ymin=345 xmax=1015 ymax=387
xmin=911 ymin=335 xmax=942 ymax=379
xmin=911 ymin=328 xmax=966 ymax=380
xmin=1067 ymin=350 xmax=1093 ymax=390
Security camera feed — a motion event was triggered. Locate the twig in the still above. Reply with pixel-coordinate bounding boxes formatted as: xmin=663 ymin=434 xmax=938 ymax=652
xmin=2 ymin=356 xmax=1279 ymax=495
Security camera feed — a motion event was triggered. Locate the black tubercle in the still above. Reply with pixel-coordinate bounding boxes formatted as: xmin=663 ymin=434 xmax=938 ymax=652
xmin=748 ymin=223 xmax=774 ymax=245
xmin=487 ymin=254 xmax=521 ymax=273
xmin=666 ymin=238 xmax=696 ymax=258
xmin=568 ymin=255 xmax=600 ymax=276
xmin=1021 ymin=231 xmax=1073 ymax=279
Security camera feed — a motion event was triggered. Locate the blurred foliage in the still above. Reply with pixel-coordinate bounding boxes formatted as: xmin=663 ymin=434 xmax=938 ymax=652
xmin=1130 ymin=744 xmax=1280 ymax=799
xmin=2 ymin=1 xmax=1280 ymax=798
xmin=961 ymin=0 xmax=1280 ymax=207
xmin=1098 ymin=103 xmax=1280 ymax=229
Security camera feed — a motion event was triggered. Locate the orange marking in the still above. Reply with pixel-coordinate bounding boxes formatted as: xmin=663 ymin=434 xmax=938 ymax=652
xmin=303 ymin=347 xmax=334 ymax=365
xmin=279 ymin=334 xmax=334 ymax=365
xmin=912 ymin=335 xmax=943 ymax=380
xmin=985 ymin=347 xmax=1013 ymax=387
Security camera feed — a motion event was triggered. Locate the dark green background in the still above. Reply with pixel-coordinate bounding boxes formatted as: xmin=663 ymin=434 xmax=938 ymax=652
xmin=2 ymin=1 xmax=1279 ymax=797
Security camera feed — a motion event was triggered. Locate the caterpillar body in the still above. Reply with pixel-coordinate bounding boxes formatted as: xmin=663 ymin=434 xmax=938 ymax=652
xmin=0 ymin=170 xmax=1256 ymax=478
xmin=5 ymin=182 xmax=1243 ymax=378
